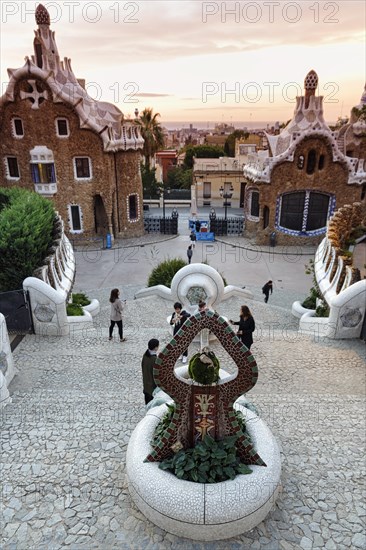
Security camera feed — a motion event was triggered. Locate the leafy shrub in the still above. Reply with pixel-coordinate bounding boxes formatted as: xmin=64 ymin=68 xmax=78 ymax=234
xmin=151 ymin=403 xmax=176 ymax=447
xmin=188 ymin=348 xmax=220 ymax=385
xmin=314 ymin=304 xmax=330 ymax=318
xmin=66 ymin=303 xmax=84 ymax=316
xmin=72 ymin=293 xmax=91 ymax=306
xmin=147 ymin=258 xmax=187 ymax=288
xmin=301 ymin=295 xmax=317 ymax=309
xmin=0 ymin=187 xmax=55 ymax=291
xmin=159 ymin=434 xmax=252 ymax=483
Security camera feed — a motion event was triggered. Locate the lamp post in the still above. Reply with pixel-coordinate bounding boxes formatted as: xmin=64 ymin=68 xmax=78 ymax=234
xmin=219 ymin=184 xmax=234 ymax=221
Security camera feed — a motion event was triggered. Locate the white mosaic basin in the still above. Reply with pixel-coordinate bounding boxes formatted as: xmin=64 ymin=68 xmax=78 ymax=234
xmin=126 ymin=403 xmax=281 ymax=541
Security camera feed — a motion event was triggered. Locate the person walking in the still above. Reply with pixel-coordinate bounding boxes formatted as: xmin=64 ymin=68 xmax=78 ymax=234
xmin=109 ymin=288 xmax=126 ymax=341
xmin=141 ymin=338 xmax=159 ymax=405
xmin=187 ymin=244 xmax=193 ymax=264
xmin=230 ymin=305 xmax=255 ymax=350
xmin=262 ymin=280 xmax=273 ymax=303
xmin=170 ymin=302 xmax=190 ymax=363
xmin=190 ymin=230 xmax=197 ymax=248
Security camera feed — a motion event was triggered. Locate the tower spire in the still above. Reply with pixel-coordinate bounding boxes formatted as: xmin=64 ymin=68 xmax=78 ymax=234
xmin=33 ymin=4 xmax=59 ymax=70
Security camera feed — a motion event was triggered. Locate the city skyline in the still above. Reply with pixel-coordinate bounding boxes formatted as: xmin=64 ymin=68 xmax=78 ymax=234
xmin=0 ymin=1 xmax=365 ymax=126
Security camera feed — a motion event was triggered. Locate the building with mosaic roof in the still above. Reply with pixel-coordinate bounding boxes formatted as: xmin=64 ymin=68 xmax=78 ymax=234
xmin=0 ymin=4 xmax=145 ymax=239
xmin=243 ymin=70 xmax=366 ymax=245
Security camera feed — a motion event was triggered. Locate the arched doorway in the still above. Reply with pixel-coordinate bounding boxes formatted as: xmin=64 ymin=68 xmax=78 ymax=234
xmin=94 ymin=195 xmax=108 ymax=235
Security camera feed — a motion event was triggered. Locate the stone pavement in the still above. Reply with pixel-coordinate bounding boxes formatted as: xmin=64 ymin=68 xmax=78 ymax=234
xmin=1 ymin=283 xmax=365 ymax=549
xmin=73 ymin=229 xmax=316 ymax=298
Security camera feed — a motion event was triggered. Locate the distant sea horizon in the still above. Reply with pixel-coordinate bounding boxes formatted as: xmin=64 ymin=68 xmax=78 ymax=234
xmin=161 ymin=120 xmax=337 ymax=131
xmin=162 ymin=120 xmax=272 ymax=131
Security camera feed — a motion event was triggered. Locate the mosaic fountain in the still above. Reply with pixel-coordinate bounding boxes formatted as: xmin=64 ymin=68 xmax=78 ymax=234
xmin=127 ymin=266 xmax=281 ymax=540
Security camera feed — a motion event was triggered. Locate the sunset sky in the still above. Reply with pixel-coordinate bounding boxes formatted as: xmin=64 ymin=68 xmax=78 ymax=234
xmin=0 ymin=1 xmax=365 ymax=128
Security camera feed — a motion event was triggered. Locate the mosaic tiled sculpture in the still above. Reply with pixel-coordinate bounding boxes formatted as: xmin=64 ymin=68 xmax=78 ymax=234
xmin=135 ymin=263 xmax=253 ymax=314
xmin=146 ymin=310 xmax=266 ymax=467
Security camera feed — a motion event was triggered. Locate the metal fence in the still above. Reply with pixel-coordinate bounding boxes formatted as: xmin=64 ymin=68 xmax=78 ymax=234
xmin=209 ymin=217 xmax=244 ymax=236
xmin=144 ymin=216 xmax=178 ymax=235
xmin=0 ymin=289 xmax=34 ymax=333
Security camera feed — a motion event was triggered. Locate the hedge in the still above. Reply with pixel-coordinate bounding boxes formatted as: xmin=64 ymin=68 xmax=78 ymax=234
xmin=0 ymin=187 xmax=55 ymax=291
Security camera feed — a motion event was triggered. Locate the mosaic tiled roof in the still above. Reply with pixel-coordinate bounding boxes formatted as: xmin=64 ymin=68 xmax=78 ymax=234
xmin=0 ymin=5 xmax=143 ymax=153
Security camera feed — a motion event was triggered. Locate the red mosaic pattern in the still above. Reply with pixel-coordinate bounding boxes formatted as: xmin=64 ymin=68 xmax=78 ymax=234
xmin=193 ymin=386 xmax=217 ymax=443
xmin=146 ymin=311 xmax=266 ymax=466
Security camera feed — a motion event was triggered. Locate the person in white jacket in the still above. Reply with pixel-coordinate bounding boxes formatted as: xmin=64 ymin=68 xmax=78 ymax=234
xmin=109 ymin=288 xmax=126 ymax=341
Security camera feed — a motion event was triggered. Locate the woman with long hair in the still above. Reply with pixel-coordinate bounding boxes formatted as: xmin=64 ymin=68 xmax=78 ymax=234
xmin=230 ymin=305 xmax=255 ymax=350
xmin=109 ymin=288 xmax=126 ymax=342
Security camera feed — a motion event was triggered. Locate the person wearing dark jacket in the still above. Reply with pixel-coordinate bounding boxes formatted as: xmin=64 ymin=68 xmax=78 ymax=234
xmin=187 ymin=245 xmax=193 ymax=264
xmin=170 ymin=302 xmax=190 ymax=363
xmin=141 ymin=338 xmax=159 ymax=405
xmin=262 ymin=280 xmax=273 ymax=303
xmin=230 ymin=305 xmax=255 ymax=350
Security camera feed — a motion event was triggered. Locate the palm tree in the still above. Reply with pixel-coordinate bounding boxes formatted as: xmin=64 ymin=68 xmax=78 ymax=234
xmin=135 ymin=108 xmax=165 ymax=167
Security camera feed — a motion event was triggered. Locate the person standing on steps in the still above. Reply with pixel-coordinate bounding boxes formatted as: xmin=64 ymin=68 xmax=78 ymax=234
xmin=170 ymin=302 xmax=190 ymax=363
xmin=141 ymin=338 xmax=159 ymax=405
xmin=109 ymin=288 xmax=126 ymax=342
xmin=262 ymin=280 xmax=273 ymax=303
xmin=230 ymin=305 xmax=255 ymax=350
xmin=187 ymin=245 xmax=193 ymax=264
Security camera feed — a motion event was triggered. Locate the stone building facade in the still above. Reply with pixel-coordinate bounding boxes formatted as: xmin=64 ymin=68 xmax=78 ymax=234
xmin=0 ymin=4 xmax=144 ymax=239
xmin=243 ymin=71 xmax=366 ymax=246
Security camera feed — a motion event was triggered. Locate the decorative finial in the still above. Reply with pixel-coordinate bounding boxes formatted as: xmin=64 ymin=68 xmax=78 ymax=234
xmin=304 ymin=70 xmax=318 ymax=107
xmin=35 ymin=4 xmax=51 ymax=26
xmin=304 ymin=70 xmax=318 ymax=92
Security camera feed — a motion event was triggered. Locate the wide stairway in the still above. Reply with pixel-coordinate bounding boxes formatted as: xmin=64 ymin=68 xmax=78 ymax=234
xmin=1 ymin=289 xmax=365 ymax=549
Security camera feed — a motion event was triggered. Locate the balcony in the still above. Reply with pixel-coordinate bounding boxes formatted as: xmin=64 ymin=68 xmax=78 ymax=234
xmin=34 ymin=182 xmax=57 ymax=196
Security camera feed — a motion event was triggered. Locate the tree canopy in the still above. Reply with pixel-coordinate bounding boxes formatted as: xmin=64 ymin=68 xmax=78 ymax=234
xmin=183 ymin=145 xmax=225 ymax=169
xmin=0 ymin=187 xmax=55 ymax=291
xmin=224 ymin=130 xmax=250 ymax=157
xmin=135 ymin=108 xmax=165 ymax=166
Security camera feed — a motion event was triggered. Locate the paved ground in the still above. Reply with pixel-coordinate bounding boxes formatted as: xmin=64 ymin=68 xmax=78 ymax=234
xmin=73 ymin=208 xmax=316 ymax=295
xmin=1 ymin=215 xmax=366 ymax=549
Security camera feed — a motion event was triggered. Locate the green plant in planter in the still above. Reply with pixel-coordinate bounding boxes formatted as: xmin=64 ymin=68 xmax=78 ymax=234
xmin=188 ymin=347 xmax=220 ymax=385
xmin=72 ymin=292 xmax=91 ymax=307
xmin=314 ymin=303 xmax=330 ymax=318
xmin=148 ymin=258 xmax=187 ymax=288
xmin=66 ymin=303 xmax=84 ymax=316
xmin=159 ymin=434 xmax=252 ymax=483
xmin=151 ymin=403 xmax=176 ymax=447
xmin=302 ymin=260 xmax=322 ymax=309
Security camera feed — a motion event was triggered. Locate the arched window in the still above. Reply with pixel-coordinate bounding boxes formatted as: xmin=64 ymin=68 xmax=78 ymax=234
xmin=68 ymin=204 xmax=83 ymax=233
xmin=250 ymin=191 xmax=260 ymax=218
xmin=279 ymin=191 xmax=331 ymax=233
xmin=306 ymin=149 xmax=317 ymax=175
xmin=361 ymin=184 xmax=366 ymax=201
xmin=280 ymin=192 xmax=306 ymax=231
xmin=128 ymin=194 xmax=139 ymax=221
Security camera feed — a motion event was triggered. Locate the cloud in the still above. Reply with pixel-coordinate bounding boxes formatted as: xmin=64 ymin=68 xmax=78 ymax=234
xmin=134 ymin=93 xmax=173 ymax=98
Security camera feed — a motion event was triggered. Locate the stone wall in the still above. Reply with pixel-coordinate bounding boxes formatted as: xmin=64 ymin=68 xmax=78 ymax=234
xmin=0 ymin=78 xmax=144 ymax=239
xmin=245 ymin=136 xmax=364 ymax=246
